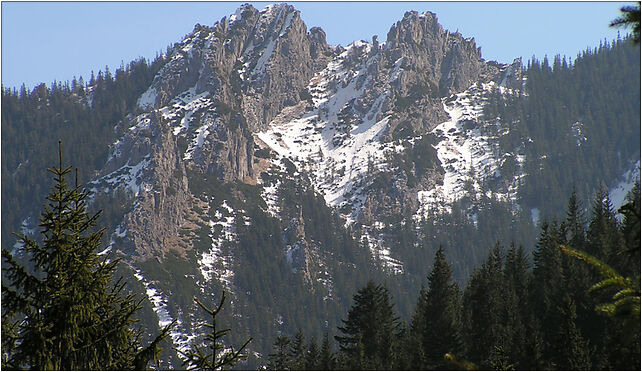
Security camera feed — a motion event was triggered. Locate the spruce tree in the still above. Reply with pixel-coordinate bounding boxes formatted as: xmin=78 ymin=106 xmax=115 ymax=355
xmin=420 ymin=246 xmax=462 ymax=369
xmin=1 ymin=142 xmax=171 ymax=370
xmin=502 ymin=243 xmax=530 ymax=369
xmin=335 ymin=281 xmax=399 ymax=370
xmin=553 ymin=295 xmax=592 ymax=370
xmin=559 ymin=191 xmax=600 ymax=365
xmin=405 ymin=285 xmax=427 ymax=370
xmin=586 ymin=186 xmax=623 ymax=264
xmin=563 ymin=188 xmax=587 ymax=251
xmin=304 ymin=337 xmax=319 ymax=370
xmin=583 ymin=187 xmax=625 ymax=366
xmin=462 ymin=243 xmax=507 ymax=367
xmin=267 ymin=335 xmax=292 ymax=370
xmin=618 ymin=181 xmax=640 ymax=275
xmin=319 ymin=331 xmax=335 ymax=371
xmin=288 ymin=329 xmax=306 ymax=370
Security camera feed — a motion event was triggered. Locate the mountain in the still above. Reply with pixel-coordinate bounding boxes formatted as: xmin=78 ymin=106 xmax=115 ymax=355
xmin=2 ymin=3 xmax=640 ymax=368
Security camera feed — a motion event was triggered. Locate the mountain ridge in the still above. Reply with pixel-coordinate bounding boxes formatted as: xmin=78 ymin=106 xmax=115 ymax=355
xmin=2 ymin=3 xmax=640 ymax=368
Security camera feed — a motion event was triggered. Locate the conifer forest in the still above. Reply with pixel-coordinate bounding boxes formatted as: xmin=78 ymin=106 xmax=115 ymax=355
xmin=2 ymin=2 xmax=640 ymax=370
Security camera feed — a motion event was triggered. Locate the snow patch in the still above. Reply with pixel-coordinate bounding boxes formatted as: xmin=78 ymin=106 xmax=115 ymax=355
xmin=12 ymin=217 xmax=35 ymax=252
xmin=163 ymin=88 xmax=212 ymax=136
xmin=88 ymin=156 xmax=151 ymax=197
xmin=531 ymin=208 xmax=540 ymax=226
xmin=198 ymin=199 xmax=236 ymax=293
xmin=609 ymin=159 xmax=640 ymax=210
xmin=184 ymin=116 xmax=219 ymax=160
xmin=415 ymin=82 xmax=526 ymax=220
xmin=251 ymin=5 xmax=296 ymax=77
xmin=133 ymin=270 xmax=173 ymax=328
xmin=138 ymin=86 xmax=157 ymax=109
xmin=571 ymin=121 xmax=587 ymax=146
xmin=256 ymin=41 xmax=399 ymax=224
xmin=261 ymin=178 xmax=282 ymax=217
xmin=133 ymin=269 xmax=195 ymax=356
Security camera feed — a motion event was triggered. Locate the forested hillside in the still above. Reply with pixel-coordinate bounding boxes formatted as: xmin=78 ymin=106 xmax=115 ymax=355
xmin=2 ymin=56 xmax=167 ymax=250
xmin=263 ymin=185 xmax=641 ymax=370
xmin=488 ymin=39 xmax=640 ymax=216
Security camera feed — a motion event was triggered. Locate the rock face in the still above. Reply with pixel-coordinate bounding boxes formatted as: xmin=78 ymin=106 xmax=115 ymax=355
xmin=125 ymin=129 xmax=190 ymax=259
xmin=386 ymin=11 xmax=484 ymax=94
xmin=111 ymin=2 xmax=516 ymax=259
xmin=141 ymin=4 xmax=332 ymax=132
xmin=105 ymin=4 xmax=338 ymax=257
xmin=383 ymin=11 xmax=501 ymax=135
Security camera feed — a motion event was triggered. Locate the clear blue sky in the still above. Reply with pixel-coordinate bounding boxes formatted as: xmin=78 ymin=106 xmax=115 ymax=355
xmin=1 ymin=1 xmax=632 ymax=90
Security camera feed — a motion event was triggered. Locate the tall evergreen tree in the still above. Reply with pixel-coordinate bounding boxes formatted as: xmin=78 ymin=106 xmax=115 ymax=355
xmin=586 ymin=186 xmax=623 ymax=264
xmin=405 ymin=285 xmax=427 ymax=370
xmin=319 ymin=331 xmax=335 ymax=371
xmin=553 ymin=295 xmax=592 ymax=370
xmin=563 ymin=188 xmax=587 ymax=251
xmin=304 ymin=337 xmax=319 ymax=370
xmin=529 ymin=220 xmax=579 ymax=369
xmin=618 ymin=181 xmax=641 ymax=275
xmin=335 ymin=281 xmax=399 ymax=370
xmin=559 ymin=191 xmax=596 ymax=356
xmin=1 ymin=143 xmax=171 ymax=370
xmin=502 ymin=243 xmax=530 ymax=369
xmin=267 ymin=335 xmax=292 ymax=370
xmin=420 ymin=246 xmax=462 ymax=369
xmin=288 ymin=329 xmax=306 ymax=370
xmin=462 ymin=242 xmax=506 ymax=367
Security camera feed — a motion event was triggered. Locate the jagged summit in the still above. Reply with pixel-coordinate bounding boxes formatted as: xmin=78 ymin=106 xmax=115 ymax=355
xmin=109 ymin=2 xmax=522 ymax=261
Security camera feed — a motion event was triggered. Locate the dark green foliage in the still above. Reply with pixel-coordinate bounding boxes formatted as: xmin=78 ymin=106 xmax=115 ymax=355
xmin=319 ymin=332 xmax=335 ymax=371
xmin=254 ymin=147 xmax=274 ymax=159
xmin=555 ymin=295 xmax=592 ymax=370
xmin=501 ymin=243 xmax=531 ymax=368
xmin=610 ymin=2 xmax=641 ymax=44
xmin=213 ymin=100 xmax=236 ymax=116
xmin=267 ymin=187 xmax=640 ymax=370
xmin=334 ymin=281 xmax=400 ymax=370
xmin=289 ymin=330 xmax=307 ymax=370
xmin=586 ymin=186 xmax=622 ymax=262
xmin=2 ymin=56 xmax=167 ymax=252
xmin=267 ymin=335 xmax=291 ymax=370
xmin=392 ymin=120 xmax=416 ymax=141
xmin=488 ymin=39 xmax=640 ymax=222
xmin=1 ymin=145 xmax=171 ymax=370
xmin=461 ymin=242 xmax=508 ymax=368
xmin=304 ymin=338 xmax=319 ymax=370
xmin=405 ymin=285 xmax=428 ymax=370
xmin=2 ymin=23 xmax=639 ymax=372
xmin=417 ymin=246 xmax=462 ymax=369
xmin=618 ymin=181 xmax=641 ymax=275
xmin=561 ymin=245 xmax=640 ymax=328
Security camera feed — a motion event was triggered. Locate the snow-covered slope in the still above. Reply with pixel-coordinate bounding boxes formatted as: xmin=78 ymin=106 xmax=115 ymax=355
xmin=609 ymin=159 xmax=641 ymax=209
xmin=256 ymin=41 xmax=402 ymax=223
xmin=416 ymin=82 xmax=525 ymax=218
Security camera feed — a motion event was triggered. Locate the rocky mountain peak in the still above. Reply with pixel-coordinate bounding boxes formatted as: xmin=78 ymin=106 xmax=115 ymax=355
xmin=386 ymin=10 xmax=443 ymax=48
xmin=383 ymin=8 xmax=489 ymax=97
